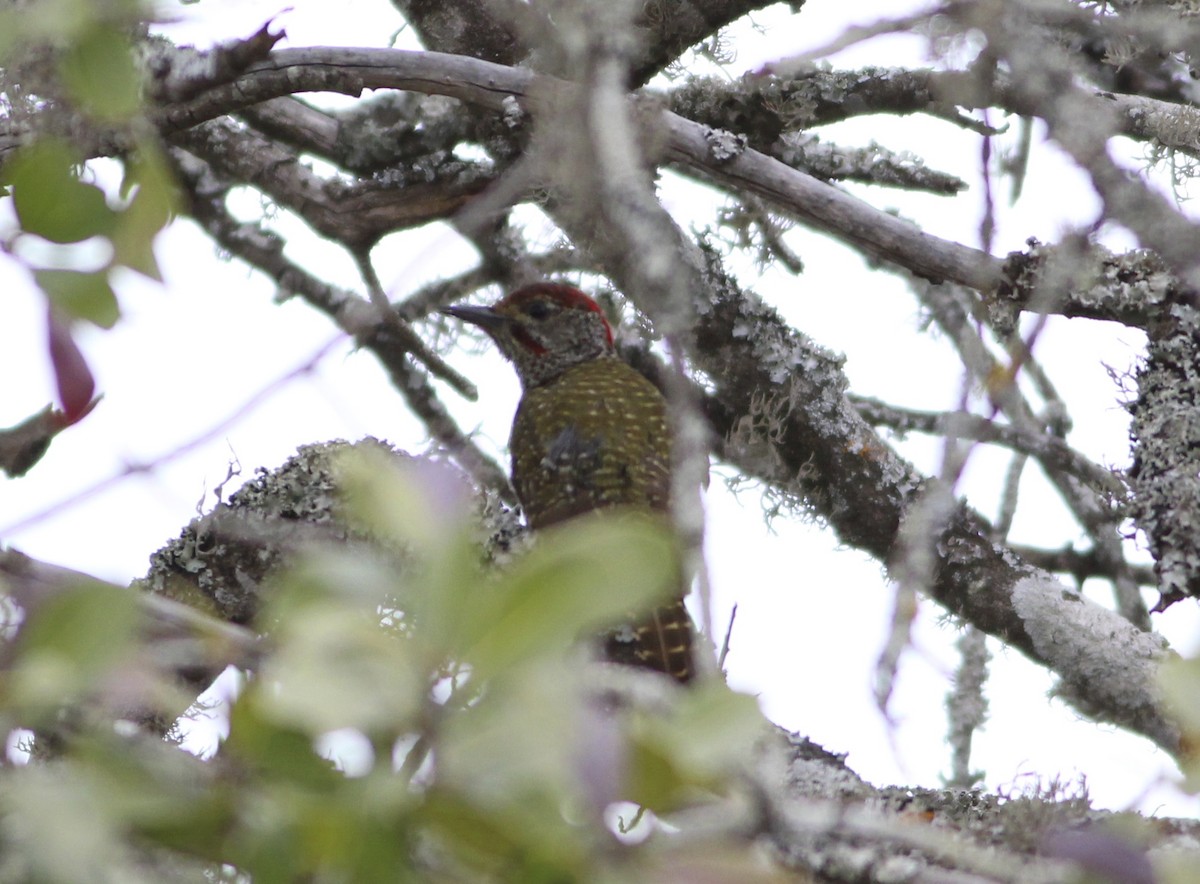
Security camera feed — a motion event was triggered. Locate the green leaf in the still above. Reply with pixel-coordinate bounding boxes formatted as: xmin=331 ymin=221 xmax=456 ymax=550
xmin=631 ymin=841 xmax=797 ymax=883
xmin=1159 ymin=654 xmax=1200 ymax=793
xmin=223 ymin=693 xmax=420 ymax=881
xmin=58 ymin=23 xmax=142 ymax=121
xmin=461 ymin=513 xmax=679 ymax=679
xmin=68 ymin=734 xmax=234 ymax=857
xmin=438 ymin=663 xmax=584 ymax=808
xmin=423 ymin=791 xmax=588 ymax=882
xmin=0 ymin=0 xmax=96 ymax=47
xmin=5 ymin=139 xmax=116 ymax=244
xmin=258 ymin=598 xmax=423 ymax=737
xmin=7 ymin=580 xmax=140 ymax=719
xmin=293 ymin=778 xmax=416 ymax=880
xmin=225 ymin=699 xmax=343 ymax=792
xmin=648 ymin=681 xmax=766 ymax=776
xmin=335 ymin=445 xmax=473 ymax=552
xmin=35 ymin=268 xmax=120 ymax=328
xmin=627 ymin=682 xmax=766 ymax=810
xmin=111 ymin=149 xmax=178 ymax=280
xmin=332 ymin=446 xmax=492 ymax=659
xmin=0 ymin=10 xmax=15 ymax=60
xmin=0 ymin=765 xmax=130 ymax=882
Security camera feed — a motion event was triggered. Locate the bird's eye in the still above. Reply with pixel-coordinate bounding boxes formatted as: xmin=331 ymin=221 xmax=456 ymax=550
xmin=524 ymin=300 xmax=552 ymax=320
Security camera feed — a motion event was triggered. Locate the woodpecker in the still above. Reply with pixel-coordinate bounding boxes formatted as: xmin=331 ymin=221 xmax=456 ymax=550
xmin=443 ymin=283 xmax=695 ymax=682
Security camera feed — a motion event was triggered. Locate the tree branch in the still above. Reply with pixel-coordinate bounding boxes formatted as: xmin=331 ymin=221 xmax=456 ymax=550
xmin=691 ymin=266 xmax=1177 ymax=753
xmin=171 ymin=116 xmax=492 ymax=248
xmin=151 ymin=47 xmax=1003 ymax=292
xmin=851 ymin=396 xmax=1124 ymax=495
xmin=389 ymin=0 xmax=778 ymax=85
xmin=170 ymin=149 xmax=514 ymax=501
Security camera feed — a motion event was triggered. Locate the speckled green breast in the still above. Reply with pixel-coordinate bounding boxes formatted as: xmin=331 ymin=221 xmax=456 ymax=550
xmin=511 ymin=356 xmax=693 ymax=682
xmin=510 ymin=356 xmax=671 ymax=530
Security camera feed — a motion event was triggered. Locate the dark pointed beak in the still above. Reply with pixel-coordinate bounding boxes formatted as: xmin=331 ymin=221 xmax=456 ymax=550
xmin=440 ymin=303 xmax=511 ymax=333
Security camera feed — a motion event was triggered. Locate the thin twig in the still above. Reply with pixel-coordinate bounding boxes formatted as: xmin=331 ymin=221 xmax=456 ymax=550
xmin=850 ymin=397 xmax=1123 ymax=494
xmin=718 ymin=603 xmax=737 ymax=671
xmin=1 ymin=337 xmax=345 ymax=538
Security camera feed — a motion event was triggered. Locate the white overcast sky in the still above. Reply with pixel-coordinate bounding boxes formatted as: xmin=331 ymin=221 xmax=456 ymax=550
xmin=2 ymin=0 xmax=1199 ymax=817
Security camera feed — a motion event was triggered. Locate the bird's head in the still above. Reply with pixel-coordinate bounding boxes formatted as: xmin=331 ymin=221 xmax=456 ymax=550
xmin=442 ymin=284 xmax=615 ymax=388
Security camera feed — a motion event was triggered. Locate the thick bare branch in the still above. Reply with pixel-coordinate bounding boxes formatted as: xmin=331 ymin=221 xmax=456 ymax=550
xmin=675 ymin=66 xmax=1200 ymax=162
xmin=1010 ymin=544 xmax=1157 ymax=589
xmin=913 ymin=279 xmax=1148 ymax=627
xmin=0 ymin=548 xmax=260 ymax=733
xmin=390 ymin=0 xmax=778 ymax=85
xmin=660 ymin=109 xmax=1002 ymax=290
xmin=691 ymin=268 xmax=1177 ymax=753
xmin=151 ymin=48 xmax=1003 ymax=292
xmin=998 ymin=240 xmax=1182 ymax=328
xmin=171 ymin=116 xmax=492 ymax=247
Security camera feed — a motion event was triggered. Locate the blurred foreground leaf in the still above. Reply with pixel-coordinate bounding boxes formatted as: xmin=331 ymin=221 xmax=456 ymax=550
xmin=110 ymin=148 xmax=177 ymax=280
xmin=257 ymin=578 xmax=424 ymax=737
xmin=36 ymin=269 xmax=120 ymax=328
xmin=1159 ymin=654 xmax=1200 ymax=792
xmin=4 ymin=139 xmax=115 ymax=244
xmin=5 ymin=581 xmax=139 ymax=724
xmin=462 ymin=513 xmax=679 ymax=680
xmin=0 ymin=446 xmax=774 ymax=881
xmin=628 ymin=681 xmax=766 ymax=811
xmin=58 ymin=23 xmax=142 ymax=121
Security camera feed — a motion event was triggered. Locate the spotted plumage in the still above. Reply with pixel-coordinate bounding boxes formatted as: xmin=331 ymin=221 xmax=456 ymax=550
xmin=512 ymin=357 xmax=670 ymax=528
xmin=443 ymin=283 xmax=695 ymax=682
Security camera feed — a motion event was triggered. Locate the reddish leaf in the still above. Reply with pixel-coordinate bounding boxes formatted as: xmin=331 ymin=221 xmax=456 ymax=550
xmin=46 ymin=309 xmax=96 ymax=423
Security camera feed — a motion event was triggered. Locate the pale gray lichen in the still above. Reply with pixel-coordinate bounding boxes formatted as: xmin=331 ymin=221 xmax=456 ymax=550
xmin=999 ymin=239 xmax=1177 ymax=326
xmin=142 ymin=438 xmax=519 ymax=626
xmin=501 ymin=94 xmax=524 ymax=129
xmin=704 ymin=126 xmax=747 ymax=162
xmin=143 ymin=438 xmax=397 ymax=623
xmin=755 ymin=712 xmax=1198 ymax=879
xmin=1127 ymin=300 xmax=1200 ymax=609
xmin=1010 ymin=574 xmax=1175 ymax=746
xmin=774 ymin=132 xmax=965 ymax=193
xmin=781 ymin=732 xmax=870 ymax=801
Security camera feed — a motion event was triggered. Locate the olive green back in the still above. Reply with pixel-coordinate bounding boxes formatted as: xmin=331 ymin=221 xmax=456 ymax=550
xmin=511 ymin=356 xmax=671 ymax=529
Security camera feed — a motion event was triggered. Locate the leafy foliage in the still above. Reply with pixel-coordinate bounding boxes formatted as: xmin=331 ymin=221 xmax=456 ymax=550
xmin=0 ymin=1 xmax=175 ymax=469
xmin=0 ymin=451 xmax=772 ymax=881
